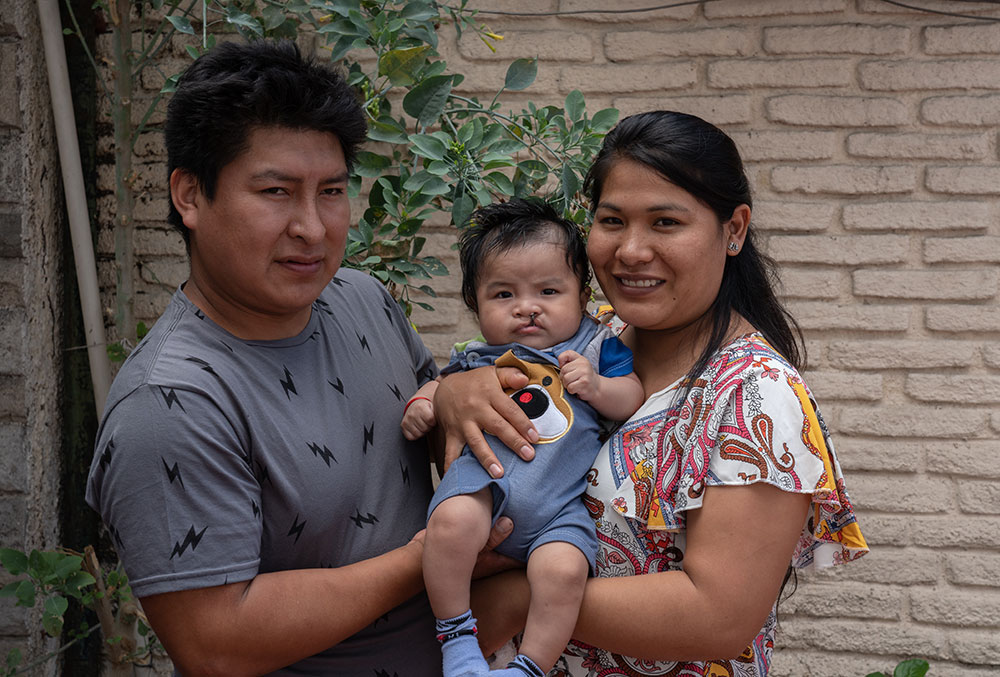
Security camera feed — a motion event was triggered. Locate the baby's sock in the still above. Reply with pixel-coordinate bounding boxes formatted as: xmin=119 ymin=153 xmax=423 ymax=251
xmin=491 ymin=653 xmax=546 ymax=677
xmin=436 ymin=610 xmax=488 ymax=676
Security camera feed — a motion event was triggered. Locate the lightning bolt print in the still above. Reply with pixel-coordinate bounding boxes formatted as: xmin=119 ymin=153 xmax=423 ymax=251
xmin=350 ymin=510 xmax=379 ymax=528
xmin=194 ymin=308 xmax=206 ymax=320
xmin=387 ymin=383 xmax=403 ymax=401
xmin=279 ymin=366 xmax=297 ymax=399
xmin=169 ymin=525 xmax=207 ymax=559
xmin=363 ymin=423 xmax=374 ymax=455
xmin=109 ymin=522 xmax=125 ymax=550
xmin=158 ymin=386 xmax=186 ymax=412
xmin=330 ymin=275 xmax=348 ymax=287
xmin=355 ymin=331 xmax=371 ymax=354
xmin=312 ymin=297 xmax=334 ymax=315
xmin=308 ymin=329 xmax=321 ymax=342
xmin=383 ymin=295 xmax=395 ymax=323
xmin=287 ymin=514 xmax=306 ymax=544
xmin=99 ymin=437 xmax=114 ymax=472
xmin=399 ymin=461 xmax=410 ymax=487
xmin=328 ymin=378 xmax=345 ymax=395
xmin=307 ymin=442 xmax=337 ymax=467
xmin=254 ymin=461 xmax=270 ymax=485
xmin=219 ymin=339 xmax=234 ymax=352
xmin=184 ymin=356 xmax=218 ymax=378
xmin=251 ymin=500 xmax=261 ymax=519
xmin=161 ymin=458 xmax=184 ymax=489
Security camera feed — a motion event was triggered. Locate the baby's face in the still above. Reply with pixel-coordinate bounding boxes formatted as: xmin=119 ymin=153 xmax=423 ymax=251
xmin=475 ymin=239 xmax=588 ymax=350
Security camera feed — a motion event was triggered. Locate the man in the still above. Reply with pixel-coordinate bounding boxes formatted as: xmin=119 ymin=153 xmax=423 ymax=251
xmin=86 ymin=40 xmax=513 ymax=675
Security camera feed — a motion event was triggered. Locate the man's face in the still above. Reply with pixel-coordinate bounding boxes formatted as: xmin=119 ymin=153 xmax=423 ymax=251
xmin=175 ymin=126 xmax=351 ymax=339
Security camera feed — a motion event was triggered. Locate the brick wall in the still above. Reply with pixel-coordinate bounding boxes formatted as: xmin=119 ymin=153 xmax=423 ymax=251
xmin=89 ymin=0 xmax=1000 ymax=674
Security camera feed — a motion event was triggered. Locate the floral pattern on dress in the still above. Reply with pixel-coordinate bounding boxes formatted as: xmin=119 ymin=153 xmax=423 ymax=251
xmin=555 ymin=331 xmax=868 ymax=676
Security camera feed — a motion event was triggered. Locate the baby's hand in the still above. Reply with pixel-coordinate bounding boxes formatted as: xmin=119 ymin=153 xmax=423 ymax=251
xmin=401 ymin=397 xmax=436 ymax=440
xmin=557 ymin=350 xmax=599 ymax=402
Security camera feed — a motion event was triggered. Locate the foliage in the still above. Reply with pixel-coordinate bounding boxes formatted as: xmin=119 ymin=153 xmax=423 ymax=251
xmin=66 ymin=0 xmax=617 ymax=316
xmin=866 ymin=658 xmax=931 ymax=677
xmin=0 ymin=547 xmax=161 ymax=676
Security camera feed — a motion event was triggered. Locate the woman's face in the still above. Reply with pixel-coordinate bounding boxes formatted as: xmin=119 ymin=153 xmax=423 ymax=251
xmin=587 ymin=158 xmax=744 ymax=334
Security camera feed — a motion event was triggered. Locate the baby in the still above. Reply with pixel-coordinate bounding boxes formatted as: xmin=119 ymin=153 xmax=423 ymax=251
xmin=402 ymin=198 xmax=644 ymax=677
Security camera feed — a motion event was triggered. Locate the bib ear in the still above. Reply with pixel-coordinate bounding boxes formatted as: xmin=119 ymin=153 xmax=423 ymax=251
xmin=495 ymin=350 xmax=574 ymax=443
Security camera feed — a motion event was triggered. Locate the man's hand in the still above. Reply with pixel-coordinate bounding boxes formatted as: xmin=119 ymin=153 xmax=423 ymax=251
xmin=472 ymin=516 xmax=520 ymax=580
xmin=434 ymin=367 xmax=537 ymax=479
xmin=557 ymin=350 xmax=600 ymax=402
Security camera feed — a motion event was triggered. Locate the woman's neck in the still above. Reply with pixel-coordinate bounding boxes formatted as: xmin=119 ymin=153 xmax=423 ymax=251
xmin=624 ymin=312 xmax=755 ymax=398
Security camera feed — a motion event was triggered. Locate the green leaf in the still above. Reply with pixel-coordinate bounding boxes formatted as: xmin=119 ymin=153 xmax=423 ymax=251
xmin=452 ymin=193 xmax=475 ymax=229
xmin=0 ymin=549 xmax=28 ymax=575
xmin=485 ymin=139 xmax=526 ymax=155
xmin=504 ymin=58 xmax=537 ymax=91
xmin=184 ymin=44 xmax=200 ymax=61
xmin=485 ymin=172 xmax=515 ymax=196
xmin=591 ymin=107 xmax=619 ymax=133
xmin=44 ymin=595 xmax=68 ymax=618
xmin=379 ymin=46 xmax=432 ymax=86
xmin=165 ymin=15 xmax=195 ymax=35
xmin=397 ymin=218 xmax=423 ymax=237
xmin=561 ymin=164 xmax=581 ymax=204
xmin=353 ymin=151 xmax=392 ymax=178
xmin=52 ymin=554 xmax=83 ymax=580
xmin=225 ymin=8 xmax=263 ymax=36
xmin=64 ymin=570 xmax=96 ymax=595
xmin=565 ymin=89 xmax=585 ymax=123
xmin=894 ymin=659 xmax=930 ymax=677
xmin=14 ymin=580 xmax=34 ymax=608
xmin=62 ymin=27 xmax=74 ymax=35
xmin=160 ymin=73 xmax=180 ymax=94
xmin=6 ymin=647 xmax=22 ymax=670
xmin=403 ymin=75 xmax=453 ymax=128
xmin=400 ymin=1 xmax=438 ymax=21
xmin=421 ymin=256 xmax=448 ymax=276
xmin=409 ymin=134 xmax=447 ymax=161
xmin=262 ymin=4 xmax=287 ymax=31
xmin=368 ymin=118 xmax=409 ymax=145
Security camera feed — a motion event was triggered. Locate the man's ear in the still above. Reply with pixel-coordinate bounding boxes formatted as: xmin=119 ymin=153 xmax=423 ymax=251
xmin=169 ymin=168 xmax=202 ymax=231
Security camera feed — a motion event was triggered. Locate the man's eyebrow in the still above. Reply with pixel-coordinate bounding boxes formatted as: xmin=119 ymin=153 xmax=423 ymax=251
xmin=249 ymin=169 xmax=350 ymax=183
xmin=598 ymin=201 xmax=691 ymax=213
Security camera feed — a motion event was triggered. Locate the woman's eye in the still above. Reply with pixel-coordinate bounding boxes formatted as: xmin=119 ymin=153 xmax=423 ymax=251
xmin=654 ymin=217 xmax=679 ymax=227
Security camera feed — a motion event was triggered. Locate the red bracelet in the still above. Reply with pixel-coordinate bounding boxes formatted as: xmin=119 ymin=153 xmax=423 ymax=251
xmin=403 ymin=396 xmax=432 ymax=415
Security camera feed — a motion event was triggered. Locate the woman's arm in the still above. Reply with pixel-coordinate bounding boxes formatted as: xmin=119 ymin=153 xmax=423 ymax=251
xmin=474 ymin=482 xmax=811 ymax=660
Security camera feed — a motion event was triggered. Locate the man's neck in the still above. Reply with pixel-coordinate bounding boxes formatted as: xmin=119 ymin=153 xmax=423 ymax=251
xmin=181 ymin=279 xmax=312 ymax=341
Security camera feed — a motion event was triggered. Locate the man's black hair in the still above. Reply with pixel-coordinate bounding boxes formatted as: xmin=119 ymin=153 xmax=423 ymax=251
xmin=165 ymin=39 xmax=367 ymax=245
xmin=459 ymin=198 xmax=590 ymax=313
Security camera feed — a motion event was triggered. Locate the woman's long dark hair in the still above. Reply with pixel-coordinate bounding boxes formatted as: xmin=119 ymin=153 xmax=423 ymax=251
xmin=584 ymin=110 xmax=805 ymax=379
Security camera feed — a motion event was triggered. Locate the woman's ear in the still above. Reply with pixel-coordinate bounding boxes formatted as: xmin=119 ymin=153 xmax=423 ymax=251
xmin=725 ymin=204 xmax=751 ymax=256
xmin=580 ymin=285 xmax=592 ymax=311
xmin=169 ymin=168 xmax=202 ymax=231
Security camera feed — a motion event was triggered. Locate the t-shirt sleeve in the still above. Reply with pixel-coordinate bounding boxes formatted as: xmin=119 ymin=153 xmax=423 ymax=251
xmin=86 ymin=384 xmax=262 ymax=598
xmin=597 ymin=336 xmax=634 ymax=378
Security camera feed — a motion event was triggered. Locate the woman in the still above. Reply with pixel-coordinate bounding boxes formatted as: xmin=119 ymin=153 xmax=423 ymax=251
xmin=437 ymin=110 xmax=868 ymax=676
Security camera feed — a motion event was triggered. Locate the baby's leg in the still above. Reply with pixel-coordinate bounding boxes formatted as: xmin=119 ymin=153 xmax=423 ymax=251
xmin=424 ymin=488 xmax=494 ymax=676
xmin=495 ymin=541 xmax=589 ymax=676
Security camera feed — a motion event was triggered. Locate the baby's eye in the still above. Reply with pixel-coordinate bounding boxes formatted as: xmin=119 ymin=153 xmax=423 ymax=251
xmin=541 ymin=288 xmax=558 ymax=296
xmin=496 ymin=291 xmax=512 ymax=299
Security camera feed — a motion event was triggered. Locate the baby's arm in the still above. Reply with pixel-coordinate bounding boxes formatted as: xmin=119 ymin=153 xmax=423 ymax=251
xmin=401 ymin=379 xmax=439 ymax=441
xmin=557 ymin=350 xmax=644 ymax=421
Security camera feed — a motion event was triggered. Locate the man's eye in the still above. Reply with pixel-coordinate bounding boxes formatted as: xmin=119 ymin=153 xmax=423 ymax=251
xmin=262 ymin=187 xmax=285 ymax=195
xmin=323 ymin=187 xmax=345 ymax=196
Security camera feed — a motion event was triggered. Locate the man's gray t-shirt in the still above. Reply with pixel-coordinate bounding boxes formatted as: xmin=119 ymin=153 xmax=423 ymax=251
xmin=86 ymin=269 xmax=440 ymax=675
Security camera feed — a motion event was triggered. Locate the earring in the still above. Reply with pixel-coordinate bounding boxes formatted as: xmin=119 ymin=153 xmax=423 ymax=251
xmin=728 ymin=242 xmax=739 ymax=252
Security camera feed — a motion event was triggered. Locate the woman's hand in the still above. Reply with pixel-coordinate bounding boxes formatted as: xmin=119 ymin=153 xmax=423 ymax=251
xmin=434 ymin=367 xmax=538 ymax=478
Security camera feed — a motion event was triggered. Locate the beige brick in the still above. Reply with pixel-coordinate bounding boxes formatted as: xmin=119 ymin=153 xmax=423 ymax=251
xmin=768 ymin=234 xmax=908 ymax=265
xmin=836 ymin=406 xmax=986 ymax=438
xmin=985 ymin=344 xmax=1000 ymax=368
xmin=855 ymin=514 xmax=911 ymax=546
xmin=410 ymin=296 xmax=473 ymax=333
xmin=458 ymin=31 xmax=592 ymax=61
xmin=926 ymin=442 xmax=1000 ymax=479
xmin=0 ymin=44 xmax=19 ymax=128
xmin=708 ymin=58 xmax=852 ymax=89
xmin=780 ymin=581 xmax=902 ymax=619
xmin=864 ymin=60 xmax=1000 ymax=90
xmin=771 ymin=165 xmax=916 ymax=195
xmin=922 ymin=94 xmax=1000 ymax=126
xmin=135 ymin=228 xmax=186 ymax=257
xmin=776 ymin=269 xmax=843 ymax=299
xmin=613 ymin=95 xmax=752 ymax=125
xmin=764 ymin=24 xmax=909 ymax=55
xmin=605 ymin=28 xmax=753 ymax=60
xmin=558 ymin=0 xmax=696 ymax=22
xmin=753 ymin=201 xmax=836 ymax=232
xmin=948 ymin=632 xmax=1000 ymax=665
xmin=926 ymin=305 xmax=1000 ymax=332
xmin=451 ymin=62 xmax=560 ymax=94
xmin=958 ymin=481 xmax=1000 ymax=515
xmin=911 ymin=516 xmax=1000 ymax=548
xmin=804 ymin=370 xmax=881 ymax=401
xmin=843 ymin=201 xmax=992 ymax=232
xmin=771 ymin=652 xmax=909 ymax=677
xmin=907 ymin=374 xmax=1000 ymax=404
xmin=927 ymin=166 xmax=1000 ymax=195
xmin=139 ymin=58 xmax=189 ymax=93
xmin=0 ymin=374 xmax=25 ymax=419
xmin=947 ymin=552 xmax=1000 ymax=587
xmin=787 ymin=301 xmax=910 ymax=332
xmin=809 ymin=547 xmax=941 ymax=585
xmin=924 ymin=23 xmax=1000 ymax=55
xmin=729 ymin=131 xmax=836 ymax=162
xmin=560 ymin=62 xmax=697 ymax=93
xmin=705 ymin=0 xmax=849 ymax=18
xmin=766 ymin=94 xmax=906 ymax=127
xmin=925 ymin=236 xmax=1000 ymax=264
xmin=466 ymin=0 xmax=556 ymax=13
xmin=828 ymin=340 xmax=976 ymax=370
xmin=847 ymin=132 xmax=989 ymax=160
xmin=910 ymin=588 xmax=1000 ymax=626
xmin=849 ymin=474 xmax=952 ymax=514
xmin=140 ymin=258 xmax=189 ymax=290
xmin=833 ymin=439 xmax=924 ymax=473
xmin=853 ymin=269 xmax=999 ymax=301
xmin=0 ymin=309 xmax=23 ymax=373
xmin=777 ymin=617 xmax=947 ymax=657
xmin=134 ymin=132 xmax=167 ymax=159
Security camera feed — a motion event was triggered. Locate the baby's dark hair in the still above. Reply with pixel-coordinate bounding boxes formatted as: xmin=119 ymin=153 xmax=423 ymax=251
xmin=459 ymin=198 xmax=590 ymax=313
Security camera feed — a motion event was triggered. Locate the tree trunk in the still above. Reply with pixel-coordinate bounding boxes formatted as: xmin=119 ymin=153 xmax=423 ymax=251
xmin=111 ymin=0 xmax=135 ymax=345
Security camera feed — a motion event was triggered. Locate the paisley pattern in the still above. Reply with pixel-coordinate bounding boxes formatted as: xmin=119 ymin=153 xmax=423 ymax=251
xmin=555 ymin=332 xmax=868 ymax=676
